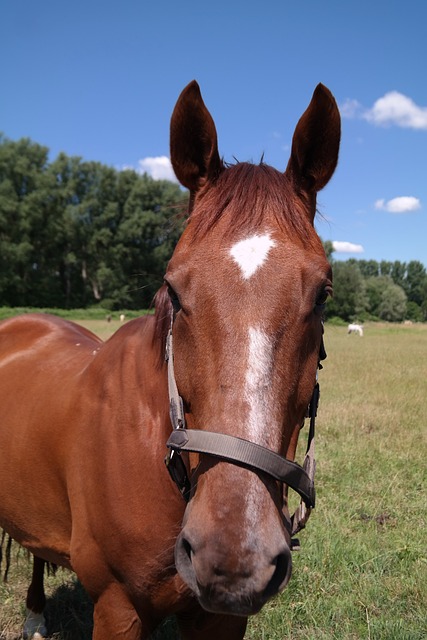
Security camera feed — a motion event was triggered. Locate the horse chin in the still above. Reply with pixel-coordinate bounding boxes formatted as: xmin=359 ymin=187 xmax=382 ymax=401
xmin=174 ymin=532 xmax=293 ymax=616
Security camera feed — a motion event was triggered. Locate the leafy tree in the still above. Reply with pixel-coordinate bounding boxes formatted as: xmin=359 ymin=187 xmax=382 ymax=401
xmin=365 ymin=276 xmax=392 ymax=318
xmin=406 ymin=301 xmax=423 ymax=322
xmin=0 ymin=135 xmax=187 ymax=309
xmin=419 ymin=278 xmax=427 ymax=321
xmin=326 ymin=261 xmax=368 ymax=321
xmin=1 ymin=134 xmax=426 ymax=319
xmin=403 ymin=261 xmax=427 ymax=307
xmin=113 ymin=175 xmax=186 ymax=308
xmin=390 ymin=260 xmax=406 ymax=289
xmin=0 ymin=135 xmax=50 ymax=305
xmin=355 ymin=259 xmax=380 ymax=278
xmin=377 ymin=281 xmax=407 ymax=322
xmin=380 ymin=260 xmax=393 ymax=277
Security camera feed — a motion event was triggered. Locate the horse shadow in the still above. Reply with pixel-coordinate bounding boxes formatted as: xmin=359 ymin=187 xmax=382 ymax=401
xmin=41 ymin=580 xmax=179 ymax=639
xmin=42 ymin=579 xmax=93 ymax=640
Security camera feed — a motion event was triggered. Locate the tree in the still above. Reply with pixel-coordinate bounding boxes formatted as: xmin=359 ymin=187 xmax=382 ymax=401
xmin=365 ymin=276 xmax=392 ymax=318
xmin=356 ymin=259 xmax=380 ymax=278
xmin=1 ymin=134 xmax=426 ymax=317
xmin=0 ymin=136 xmax=188 ymax=309
xmin=406 ymin=301 xmax=423 ymax=322
xmin=326 ymin=261 xmax=369 ymax=321
xmin=403 ymin=261 xmax=427 ymax=307
xmin=0 ymin=136 xmax=51 ymax=306
xmin=377 ymin=282 xmax=407 ymax=322
xmin=390 ymin=261 xmax=406 ymax=289
xmin=114 ymin=175 xmax=186 ymax=308
xmin=380 ymin=260 xmax=393 ymax=277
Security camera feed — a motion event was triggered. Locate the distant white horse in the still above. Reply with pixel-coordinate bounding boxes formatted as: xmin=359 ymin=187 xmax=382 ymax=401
xmin=348 ymin=323 xmax=364 ymax=337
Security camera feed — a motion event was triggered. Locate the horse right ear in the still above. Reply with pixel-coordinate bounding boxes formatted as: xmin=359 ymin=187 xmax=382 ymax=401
xmin=285 ymin=83 xmax=341 ymax=196
xmin=170 ymin=81 xmax=223 ymax=194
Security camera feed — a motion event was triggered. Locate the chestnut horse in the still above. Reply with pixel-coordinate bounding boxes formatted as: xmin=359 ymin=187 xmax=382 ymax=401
xmin=0 ymin=80 xmax=340 ymax=639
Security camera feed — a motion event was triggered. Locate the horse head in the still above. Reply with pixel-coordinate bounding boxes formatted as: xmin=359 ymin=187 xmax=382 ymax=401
xmin=163 ymin=81 xmax=340 ymax=616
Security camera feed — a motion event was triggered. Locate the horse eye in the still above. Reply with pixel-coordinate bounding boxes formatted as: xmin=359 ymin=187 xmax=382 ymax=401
xmin=167 ymin=285 xmax=182 ymax=314
xmin=315 ymin=286 xmax=332 ymax=310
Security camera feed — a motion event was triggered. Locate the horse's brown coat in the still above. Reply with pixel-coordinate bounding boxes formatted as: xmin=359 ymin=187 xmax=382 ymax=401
xmin=0 ymin=81 xmax=340 ymax=638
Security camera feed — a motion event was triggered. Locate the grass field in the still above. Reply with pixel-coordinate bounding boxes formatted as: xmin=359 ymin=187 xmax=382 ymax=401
xmin=1 ymin=319 xmax=426 ymax=639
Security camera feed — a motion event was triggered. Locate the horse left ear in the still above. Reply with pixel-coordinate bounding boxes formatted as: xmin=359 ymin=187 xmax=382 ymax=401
xmin=170 ymin=80 xmax=223 ymax=194
xmin=285 ymin=84 xmax=341 ymax=200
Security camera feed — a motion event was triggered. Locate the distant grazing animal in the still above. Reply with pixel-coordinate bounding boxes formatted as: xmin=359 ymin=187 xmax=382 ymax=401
xmin=348 ymin=323 xmax=364 ymax=336
xmin=0 ymin=79 xmax=340 ymax=639
xmin=120 ymin=313 xmax=126 ymax=322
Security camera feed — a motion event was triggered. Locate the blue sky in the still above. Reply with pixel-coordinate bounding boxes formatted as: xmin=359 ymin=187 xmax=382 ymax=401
xmin=1 ymin=0 xmax=426 ymax=265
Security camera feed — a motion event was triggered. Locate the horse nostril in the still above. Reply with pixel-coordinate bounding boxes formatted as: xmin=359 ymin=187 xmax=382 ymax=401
xmin=182 ymin=537 xmax=193 ymax=562
xmin=175 ymin=533 xmax=201 ymax=596
xmin=264 ymin=549 xmax=292 ymax=599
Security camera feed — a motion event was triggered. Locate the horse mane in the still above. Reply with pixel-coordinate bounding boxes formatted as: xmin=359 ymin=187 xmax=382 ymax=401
xmin=153 ymin=161 xmax=321 ymax=364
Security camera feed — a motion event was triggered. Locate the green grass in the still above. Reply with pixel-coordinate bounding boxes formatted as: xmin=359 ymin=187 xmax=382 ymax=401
xmin=0 ymin=307 xmax=149 ymax=321
xmin=1 ymin=320 xmax=426 ymax=639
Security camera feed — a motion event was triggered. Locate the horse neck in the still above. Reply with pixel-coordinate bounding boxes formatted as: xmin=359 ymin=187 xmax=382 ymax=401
xmin=70 ymin=316 xmax=185 ymax=594
xmin=85 ymin=316 xmax=171 ymax=442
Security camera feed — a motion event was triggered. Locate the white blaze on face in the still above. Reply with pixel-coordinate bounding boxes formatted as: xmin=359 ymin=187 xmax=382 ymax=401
xmin=245 ymin=327 xmax=274 ymax=442
xmin=229 ymin=233 xmax=276 ymax=279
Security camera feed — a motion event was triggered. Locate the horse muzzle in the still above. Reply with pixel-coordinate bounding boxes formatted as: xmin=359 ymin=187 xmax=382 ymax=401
xmin=174 ymin=528 xmax=292 ymax=616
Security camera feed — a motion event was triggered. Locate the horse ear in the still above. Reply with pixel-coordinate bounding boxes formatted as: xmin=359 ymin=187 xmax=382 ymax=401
xmin=285 ymin=83 xmax=341 ymax=197
xmin=170 ymin=80 xmax=223 ymax=193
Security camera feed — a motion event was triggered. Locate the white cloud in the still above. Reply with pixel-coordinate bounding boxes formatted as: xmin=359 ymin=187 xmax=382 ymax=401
xmin=375 ymin=196 xmax=421 ymax=213
xmin=340 ymin=98 xmax=363 ymax=119
xmin=332 ymin=241 xmax=364 ymax=254
xmin=137 ymin=156 xmax=178 ymax=182
xmin=364 ymin=92 xmax=427 ymax=130
xmin=341 ymin=91 xmax=427 ymax=130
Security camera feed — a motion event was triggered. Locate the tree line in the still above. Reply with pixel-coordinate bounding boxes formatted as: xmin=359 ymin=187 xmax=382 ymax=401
xmin=1 ymin=135 xmax=426 ymax=320
xmin=0 ymin=135 xmax=186 ymax=309
xmin=323 ymin=242 xmax=427 ymax=323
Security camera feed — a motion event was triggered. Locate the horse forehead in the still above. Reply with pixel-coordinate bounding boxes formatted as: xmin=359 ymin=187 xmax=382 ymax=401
xmin=171 ymin=223 xmax=326 ymax=293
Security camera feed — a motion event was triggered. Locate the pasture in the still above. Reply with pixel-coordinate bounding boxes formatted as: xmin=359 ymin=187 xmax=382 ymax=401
xmin=1 ymin=320 xmax=426 ymax=639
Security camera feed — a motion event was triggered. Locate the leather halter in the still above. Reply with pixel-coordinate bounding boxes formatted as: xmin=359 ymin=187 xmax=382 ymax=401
xmin=164 ymin=315 xmax=326 ymax=538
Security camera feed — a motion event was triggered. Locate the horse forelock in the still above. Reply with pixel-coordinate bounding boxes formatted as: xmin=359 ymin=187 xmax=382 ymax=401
xmin=187 ymin=162 xmax=318 ymax=245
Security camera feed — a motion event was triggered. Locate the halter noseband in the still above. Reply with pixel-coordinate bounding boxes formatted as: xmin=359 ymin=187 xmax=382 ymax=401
xmin=164 ymin=315 xmax=325 ymax=538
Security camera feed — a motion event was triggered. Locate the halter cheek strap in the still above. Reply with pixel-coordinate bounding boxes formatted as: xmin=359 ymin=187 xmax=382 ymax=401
xmin=164 ymin=317 xmax=325 ymax=540
xmin=165 ymin=326 xmax=186 ymax=430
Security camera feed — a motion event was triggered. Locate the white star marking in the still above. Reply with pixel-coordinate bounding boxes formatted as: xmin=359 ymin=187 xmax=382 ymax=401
xmin=229 ymin=233 xmax=276 ymax=279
